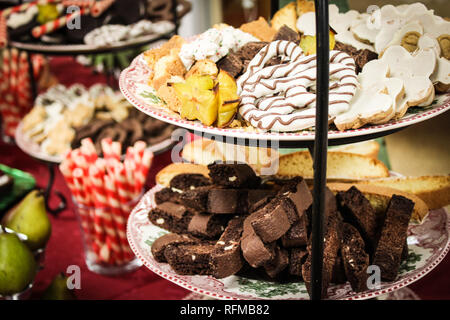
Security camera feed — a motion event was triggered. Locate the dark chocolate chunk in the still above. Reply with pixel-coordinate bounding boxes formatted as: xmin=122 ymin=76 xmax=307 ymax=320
xmin=236 ymin=41 xmax=268 ymax=61
xmin=217 ymin=52 xmax=243 ymax=78
xmin=210 ymin=216 xmax=245 ymax=278
xmin=334 ymin=41 xmax=378 ymax=73
xmin=341 ymin=223 xmax=370 ymax=292
xmin=373 ymin=195 xmax=414 ymax=281
xmin=272 ymin=25 xmax=301 ymax=44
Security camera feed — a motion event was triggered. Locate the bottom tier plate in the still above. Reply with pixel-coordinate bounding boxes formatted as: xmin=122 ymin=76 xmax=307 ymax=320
xmin=127 ymin=185 xmax=450 ymax=300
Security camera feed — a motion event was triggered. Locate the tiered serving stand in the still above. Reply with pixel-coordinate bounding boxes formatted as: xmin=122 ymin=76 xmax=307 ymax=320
xmin=120 ymin=0 xmax=450 ymax=300
xmin=10 ymin=0 xmax=181 ymax=215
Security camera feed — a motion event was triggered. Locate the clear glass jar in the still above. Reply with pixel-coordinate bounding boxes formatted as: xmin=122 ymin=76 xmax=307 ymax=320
xmin=72 ymin=195 xmax=143 ymax=276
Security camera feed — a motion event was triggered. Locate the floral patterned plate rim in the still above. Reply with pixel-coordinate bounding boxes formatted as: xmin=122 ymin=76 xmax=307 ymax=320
xmin=119 ymin=53 xmax=450 ymax=142
xmin=127 ymin=184 xmax=450 ymax=300
xmin=14 ymin=121 xmax=175 ymax=164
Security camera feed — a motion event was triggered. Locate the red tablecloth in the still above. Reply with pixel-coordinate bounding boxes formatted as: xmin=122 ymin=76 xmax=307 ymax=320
xmin=1 ymin=57 xmax=448 ymax=300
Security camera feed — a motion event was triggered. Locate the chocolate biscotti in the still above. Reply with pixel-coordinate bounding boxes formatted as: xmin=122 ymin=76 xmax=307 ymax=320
xmin=341 ymin=223 xmax=370 ymax=292
xmin=148 ymin=202 xmax=194 ymax=234
xmin=207 ymin=162 xmax=261 ymax=188
xmin=372 ymin=195 xmax=414 ymax=281
xmin=210 ymin=216 xmax=245 ymax=278
xmin=164 ymin=242 xmax=216 ymax=275
xmin=151 ymin=233 xmax=196 ymax=262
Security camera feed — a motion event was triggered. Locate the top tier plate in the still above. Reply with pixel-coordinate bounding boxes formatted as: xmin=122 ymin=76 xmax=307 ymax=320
xmin=120 ymin=53 xmax=450 ymax=143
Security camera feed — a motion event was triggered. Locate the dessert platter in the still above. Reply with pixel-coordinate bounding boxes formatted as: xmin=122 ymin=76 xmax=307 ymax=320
xmin=120 ymin=1 xmax=450 ymax=143
xmin=3 ymin=0 xmax=191 ymax=54
xmin=122 ymin=0 xmax=450 ymax=300
xmin=14 ymin=83 xmax=176 ymax=163
xmin=127 ymin=162 xmax=450 ymax=300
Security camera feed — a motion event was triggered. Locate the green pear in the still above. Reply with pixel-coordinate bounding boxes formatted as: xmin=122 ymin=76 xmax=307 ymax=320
xmin=0 ymin=229 xmax=37 ymax=296
xmin=2 ymin=190 xmax=52 ymax=251
xmin=41 ymin=272 xmax=77 ymax=300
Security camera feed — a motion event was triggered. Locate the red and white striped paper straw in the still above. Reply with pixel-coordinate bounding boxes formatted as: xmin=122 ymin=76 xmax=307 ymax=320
xmin=104 ymin=173 xmax=133 ymax=261
xmin=62 ymin=0 xmax=94 ymax=8
xmin=0 ymin=13 xmax=8 ymax=49
xmin=0 ymin=0 xmax=61 ymax=18
xmin=32 ymin=7 xmax=89 ymax=38
xmin=89 ymin=164 xmax=122 ymax=265
xmin=91 ymin=0 xmax=115 ymax=18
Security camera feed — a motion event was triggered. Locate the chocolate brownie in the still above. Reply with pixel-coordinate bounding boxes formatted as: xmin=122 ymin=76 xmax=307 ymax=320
xmin=264 ymin=246 xmax=289 ymax=278
xmin=341 ymin=223 xmax=369 ymax=292
xmin=241 ymin=211 xmax=276 ymax=268
xmin=210 ymin=216 xmax=245 ymax=278
xmin=373 ymin=195 xmax=414 ymax=281
xmin=250 ymin=198 xmax=293 ymax=243
xmin=180 ymin=185 xmax=213 ymax=212
xmin=151 ymin=233 xmax=196 ymax=262
xmin=288 ymin=248 xmax=308 ymax=277
xmin=337 ymin=186 xmax=378 ymax=255
xmin=148 ymin=202 xmax=194 ymax=234
xmin=169 ymin=173 xmax=211 ymax=191
xmin=187 ymin=213 xmax=229 ymax=239
xmin=154 ymin=187 xmax=183 ymax=205
xmin=164 ymin=242 xmax=215 ymax=275
xmin=217 ymin=52 xmax=243 ymax=78
xmin=272 ymin=25 xmax=301 ymax=44
xmin=334 ymin=41 xmax=378 ymax=73
xmin=207 ymin=162 xmax=261 ymax=188
xmin=236 ymin=42 xmax=268 ymax=61
xmin=0 ymin=171 xmax=14 ymax=195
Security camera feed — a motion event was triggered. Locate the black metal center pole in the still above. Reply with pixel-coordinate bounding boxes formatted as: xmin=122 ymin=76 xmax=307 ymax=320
xmin=311 ymin=0 xmax=330 ymax=300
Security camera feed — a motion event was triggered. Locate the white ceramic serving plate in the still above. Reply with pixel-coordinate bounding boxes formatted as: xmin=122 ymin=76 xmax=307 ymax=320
xmin=14 ymin=121 xmax=175 ymax=164
xmin=127 ymin=184 xmax=450 ymax=300
xmin=119 ymin=53 xmax=450 ymax=143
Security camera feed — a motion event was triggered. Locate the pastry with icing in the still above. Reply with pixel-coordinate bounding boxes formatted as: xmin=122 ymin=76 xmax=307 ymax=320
xmin=238 ymin=40 xmax=358 ymax=132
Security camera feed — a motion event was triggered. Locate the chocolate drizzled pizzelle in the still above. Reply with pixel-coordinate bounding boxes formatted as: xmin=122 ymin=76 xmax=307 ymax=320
xmin=237 ymin=40 xmax=358 ymax=132
xmin=149 ymin=163 xmax=416 ymax=298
